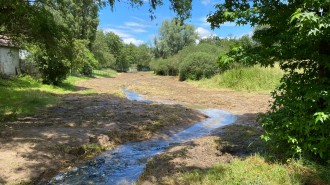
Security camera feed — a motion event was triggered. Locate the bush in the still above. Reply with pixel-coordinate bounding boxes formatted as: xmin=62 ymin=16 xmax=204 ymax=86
xmin=38 ymin=57 xmax=70 ymax=85
xmin=150 ymin=43 xmax=225 ymax=77
xmin=179 ymin=52 xmax=219 ymax=81
xmin=259 ymin=69 xmax=330 ymax=161
xmin=82 ymin=63 xmax=93 ymax=76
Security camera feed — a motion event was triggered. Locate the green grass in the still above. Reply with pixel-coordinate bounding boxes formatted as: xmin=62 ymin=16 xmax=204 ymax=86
xmin=0 ymin=70 xmax=117 ymax=123
xmin=92 ymin=68 xmax=117 ymax=77
xmin=170 ymin=155 xmax=314 ymax=185
xmin=81 ymin=89 xmax=97 ymax=94
xmin=190 ymin=64 xmax=285 ymax=91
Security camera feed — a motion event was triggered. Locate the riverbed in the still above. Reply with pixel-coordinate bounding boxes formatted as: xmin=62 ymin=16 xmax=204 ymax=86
xmin=47 ymin=87 xmax=236 ymax=185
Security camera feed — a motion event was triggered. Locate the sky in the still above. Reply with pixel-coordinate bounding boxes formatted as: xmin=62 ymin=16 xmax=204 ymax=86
xmin=98 ymin=0 xmax=254 ymax=46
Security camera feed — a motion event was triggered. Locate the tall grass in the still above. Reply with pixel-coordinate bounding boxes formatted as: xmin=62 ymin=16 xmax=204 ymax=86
xmin=193 ymin=64 xmax=285 ymax=91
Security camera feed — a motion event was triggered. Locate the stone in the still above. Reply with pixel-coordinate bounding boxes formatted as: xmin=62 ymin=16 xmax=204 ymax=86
xmin=89 ymin=134 xmax=110 ymax=146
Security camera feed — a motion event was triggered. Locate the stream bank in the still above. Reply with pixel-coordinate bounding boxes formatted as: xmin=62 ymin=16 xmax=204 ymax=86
xmin=46 ymin=87 xmax=236 ymax=184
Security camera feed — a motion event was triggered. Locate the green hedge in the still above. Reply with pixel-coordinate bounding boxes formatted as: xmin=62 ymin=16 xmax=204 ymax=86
xmin=179 ymin=52 xmax=219 ymax=81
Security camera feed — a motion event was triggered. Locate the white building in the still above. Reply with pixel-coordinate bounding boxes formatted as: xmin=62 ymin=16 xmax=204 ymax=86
xmin=0 ymin=36 xmax=19 ymax=75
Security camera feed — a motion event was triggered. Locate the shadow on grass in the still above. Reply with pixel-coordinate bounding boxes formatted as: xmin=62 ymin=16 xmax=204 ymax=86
xmin=0 ymin=88 xmax=59 ymax=122
xmin=0 ymin=75 xmax=100 ymax=121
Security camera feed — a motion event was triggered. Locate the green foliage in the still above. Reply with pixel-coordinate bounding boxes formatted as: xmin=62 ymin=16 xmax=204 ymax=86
xmin=151 ymin=43 xmax=224 ymax=77
xmin=126 ymin=43 xmax=138 ymax=65
xmin=199 ymin=34 xmax=254 ymax=52
xmin=154 ymin=17 xmax=199 ymax=58
xmin=217 ymin=44 xmax=254 ymax=72
xmin=116 ymin=47 xmax=130 ymax=72
xmin=104 ymin=32 xmax=123 ymax=59
xmin=194 ymin=64 xmax=285 ymax=91
xmin=61 ymin=0 xmax=100 ymax=49
xmin=208 ymin=1 xmax=330 ymax=160
xmin=179 ymin=52 xmax=219 ymax=81
xmin=82 ymin=63 xmax=93 ymax=76
xmin=91 ymin=30 xmax=116 ymax=68
xmin=32 ymin=49 xmax=71 ymax=86
xmin=136 ymin=44 xmax=153 ymax=69
xmin=27 ymin=39 xmax=98 ymax=85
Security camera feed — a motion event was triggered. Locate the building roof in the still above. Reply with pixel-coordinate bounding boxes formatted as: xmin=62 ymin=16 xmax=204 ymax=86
xmin=0 ymin=35 xmax=15 ymax=47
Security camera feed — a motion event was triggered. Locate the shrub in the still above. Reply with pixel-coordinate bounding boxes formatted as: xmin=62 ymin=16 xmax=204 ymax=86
xmin=82 ymin=63 xmax=93 ymax=76
xmin=179 ymin=52 xmax=219 ymax=81
xmin=150 ymin=43 xmax=225 ymax=78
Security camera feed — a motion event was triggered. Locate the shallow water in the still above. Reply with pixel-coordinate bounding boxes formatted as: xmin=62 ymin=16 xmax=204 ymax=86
xmin=48 ymin=88 xmax=236 ymax=185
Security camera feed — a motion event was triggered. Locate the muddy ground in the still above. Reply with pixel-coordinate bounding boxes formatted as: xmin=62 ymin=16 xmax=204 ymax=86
xmin=0 ymin=72 xmax=270 ymax=184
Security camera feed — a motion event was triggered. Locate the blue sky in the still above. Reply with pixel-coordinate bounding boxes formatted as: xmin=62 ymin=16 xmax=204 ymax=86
xmin=98 ymin=0 xmax=253 ymax=46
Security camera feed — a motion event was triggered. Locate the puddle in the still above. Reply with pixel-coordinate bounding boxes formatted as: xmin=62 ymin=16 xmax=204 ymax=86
xmin=47 ymin=87 xmax=236 ymax=185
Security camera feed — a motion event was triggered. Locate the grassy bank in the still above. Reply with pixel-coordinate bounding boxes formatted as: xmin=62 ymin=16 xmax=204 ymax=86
xmin=139 ymin=124 xmax=330 ymax=185
xmin=189 ymin=64 xmax=285 ymax=91
xmin=0 ymin=70 xmax=116 ymax=122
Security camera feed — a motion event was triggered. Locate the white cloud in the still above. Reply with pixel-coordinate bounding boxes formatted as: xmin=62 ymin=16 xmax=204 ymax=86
xmin=104 ymin=28 xmax=132 ymax=38
xmin=195 ymin=27 xmax=216 ymax=38
xmin=124 ymin=22 xmax=151 ymax=28
xmin=130 ymin=28 xmax=147 ymax=33
xmin=131 ymin=16 xmax=145 ymax=22
xmin=236 ymin=31 xmax=254 ymax=38
xmin=116 ymin=25 xmax=131 ymax=29
xmin=123 ymin=38 xmax=144 ymax=46
xmin=201 ymin=0 xmax=211 ymax=5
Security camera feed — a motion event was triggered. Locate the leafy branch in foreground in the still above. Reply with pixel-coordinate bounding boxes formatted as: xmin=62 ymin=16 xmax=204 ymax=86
xmin=208 ymin=0 xmax=330 ymax=161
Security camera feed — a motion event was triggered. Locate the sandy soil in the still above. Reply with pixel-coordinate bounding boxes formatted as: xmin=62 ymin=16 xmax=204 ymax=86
xmin=0 ymin=72 xmax=270 ymax=184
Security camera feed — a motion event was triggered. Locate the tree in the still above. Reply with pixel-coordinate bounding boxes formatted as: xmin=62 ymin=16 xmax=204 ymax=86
xmin=156 ymin=17 xmax=199 ymax=58
xmin=104 ymin=32 xmax=123 ymax=59
xmin=91 ymin=30 xmax=116 ymax=68
xmin=136 ymin=44 xmax=153 ymax=69
xmin=126 ymin=43 xmax=138 ymax=65
xmin=61 ymin=0 xmax=100 ymax=49
xmin=208 ymin=0 xmax=330 ymax=160
xmin=117 ymin=47 xmax=130 ymax=72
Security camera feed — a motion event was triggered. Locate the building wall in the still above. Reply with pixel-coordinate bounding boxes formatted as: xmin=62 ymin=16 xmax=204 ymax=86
xmin=0 ymin=47 xmax=19 ymax=75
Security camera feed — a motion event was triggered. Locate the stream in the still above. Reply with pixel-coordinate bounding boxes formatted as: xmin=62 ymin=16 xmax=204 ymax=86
xmin=47 ymin=87 xmax=236 ymax=185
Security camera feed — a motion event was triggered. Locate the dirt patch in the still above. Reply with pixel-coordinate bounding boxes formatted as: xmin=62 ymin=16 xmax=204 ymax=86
xmin=137 ymin=124 xmax=264 ymax=184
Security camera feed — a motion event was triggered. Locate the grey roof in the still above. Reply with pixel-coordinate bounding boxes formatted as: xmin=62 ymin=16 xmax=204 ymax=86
xmin=0 ymin=35 xmax=15 ymax=47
